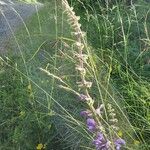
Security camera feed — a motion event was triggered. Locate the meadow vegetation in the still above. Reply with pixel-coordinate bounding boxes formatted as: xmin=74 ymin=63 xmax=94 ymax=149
xmin=0 ymin=0 xmax=150 ymax=149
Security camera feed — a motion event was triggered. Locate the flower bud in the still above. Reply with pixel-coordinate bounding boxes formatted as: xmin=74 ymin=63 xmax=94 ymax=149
xmin=95 ymin=104 xmax=104 ymax=116
xmin=77 ymin=81 xmax=92 ymax=88
xmin=75 ymin=42 xmax=84 ymax=49
xmin=80 ymin=110 xmax=92 ymax=117
xmin=78 ymin=94 xmax=92 ymax=101
xmin=75 ymin=66 xmax=86 ymax=76
xmin=75 ymin=53 xmax=88 ymax=62
xmin=109 ymin=118 xmax=118 ymax=123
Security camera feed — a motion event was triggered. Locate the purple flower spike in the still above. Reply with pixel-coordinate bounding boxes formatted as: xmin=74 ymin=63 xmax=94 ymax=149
xmin=86 ymin=118 xmax=96 ymax=132
xmin=80 ymin=110 xmax=92 ymax=117
xmin=115 ymin=138 xmax=126 ymax=150
xmin=93 ymin=132 xmax=110 ymax=150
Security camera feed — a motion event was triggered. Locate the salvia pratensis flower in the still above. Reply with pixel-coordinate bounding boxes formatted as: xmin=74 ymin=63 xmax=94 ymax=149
xmin=114 ymin=138 xmax=126 ymax=150
xmin=86 ymin=118 xmax=97 ymax=132
xmin=80 ymin=110 xmax=92 ymax=117
xmin=93 ymin=132 xmax=110 ymax=150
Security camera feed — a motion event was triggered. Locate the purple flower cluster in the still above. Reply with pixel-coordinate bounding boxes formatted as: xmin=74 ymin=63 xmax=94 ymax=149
xmin=86 ymin=118 xmax=110 ymax=149
xmin=87 ymin=118 xmax=97 ymax=132
xmin=93 ymin=132 xmax=110 ymax=150
xmin=80 ymin=110 xmax=92 ymax=117
xmin=115 ymin=138 xmax=126 ymax=150
xmin=85 ymin=117 xmax=125 ymax=150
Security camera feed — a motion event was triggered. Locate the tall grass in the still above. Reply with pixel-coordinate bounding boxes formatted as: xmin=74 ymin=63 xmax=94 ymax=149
xmin=0 ymin=0 xmax=150 ymax=149
xmin=70 ymin=0 xmax=150 ymax=149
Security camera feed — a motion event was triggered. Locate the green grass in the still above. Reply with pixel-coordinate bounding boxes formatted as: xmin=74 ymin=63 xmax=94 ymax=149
xmin=71 ymin=0 xmax=150 ymax=149
xmin=0 ymin=0 xmax=94 ymax=149
xmin=0 ymin=1 xmax=74 ymax=149
xmin=0 ymin=0 xmax=150 ymax=149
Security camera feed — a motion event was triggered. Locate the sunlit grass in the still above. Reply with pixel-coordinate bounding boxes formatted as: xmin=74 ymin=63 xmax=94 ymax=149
xmin=0 ymin=0 xmax=150 ymax=149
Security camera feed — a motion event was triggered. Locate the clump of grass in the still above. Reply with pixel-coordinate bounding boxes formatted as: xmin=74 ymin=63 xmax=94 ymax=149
xmin=0 ymin=57 xmax=55 ymax=149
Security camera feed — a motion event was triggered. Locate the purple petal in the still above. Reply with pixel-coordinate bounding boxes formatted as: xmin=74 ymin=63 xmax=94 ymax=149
xmin=80 ymin=110 xmax=91 ymax=117
xmin=97 ymin=132 xmax=104 ymax=140
xmin=87 ymin=118 xmax=96 ymax=126
xmin=115 ymin=138 xmax=126 ymax=150
xmin=88 ymin=126 xmax=95 ymax=132
xmin=93 ymin=132 xmax=110 ymax=150
xmin=115 ymin=138 xmax=126 ymax=145
xmin=116 ymin=145 xmax=121 ymax=150
xmin=86 ymin=118 xmax=96 ymax=132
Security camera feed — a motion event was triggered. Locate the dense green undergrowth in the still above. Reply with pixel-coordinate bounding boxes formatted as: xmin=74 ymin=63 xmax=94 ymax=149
xmin=0 ymin=0 xmax=150 ymax=149
xmin=70 ymin=0 xmax=150 ymax=148
xmin=0 ymin=1 xmax=73 ymax=149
